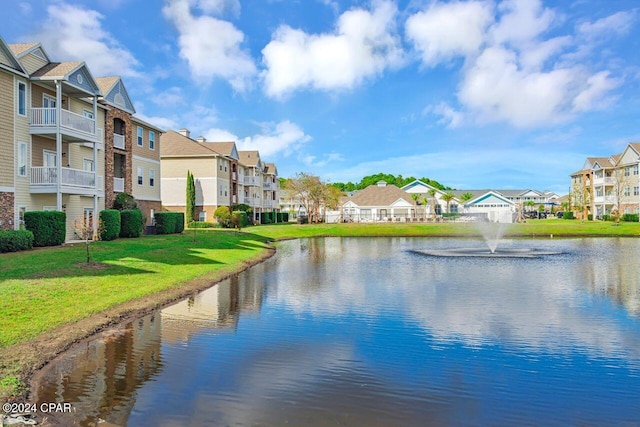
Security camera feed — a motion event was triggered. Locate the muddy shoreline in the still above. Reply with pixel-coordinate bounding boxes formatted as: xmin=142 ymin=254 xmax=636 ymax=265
xmin=0 ymin=244 xmax=276 ymax=404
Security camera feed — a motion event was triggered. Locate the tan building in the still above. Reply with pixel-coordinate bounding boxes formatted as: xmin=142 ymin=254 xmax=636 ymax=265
xmin=3 ymin=39 xmax=105 ymax=241
xmin=160 ymin=130 xmax=280 ymax=224
xmin=96 ymin=77 xmax=163 ymax=226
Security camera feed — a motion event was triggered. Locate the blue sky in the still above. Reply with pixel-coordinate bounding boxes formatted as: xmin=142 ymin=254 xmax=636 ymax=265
xmin=3 ymin=0 xmax=640 ymax=194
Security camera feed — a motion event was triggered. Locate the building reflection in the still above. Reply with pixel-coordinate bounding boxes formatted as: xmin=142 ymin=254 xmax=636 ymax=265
xmin=32 ymin=275 xmax=265 ymax=427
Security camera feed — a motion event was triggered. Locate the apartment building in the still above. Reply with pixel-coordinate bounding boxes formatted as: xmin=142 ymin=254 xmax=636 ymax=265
xmin=96 ymin=76 xmax=163 ymax=225
xmin=571 ymin=144 xmax=640 ymax=219
xmin=160 ymin=130 xmax=279 ymax=223
xmin=0 ymin=35 xmax=163 ymax=241
xmin=1 ymin=38 xmax=106 ymax=241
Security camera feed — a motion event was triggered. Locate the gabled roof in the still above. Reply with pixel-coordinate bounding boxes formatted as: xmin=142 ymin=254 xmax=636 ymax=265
xmin=0 ymin=36 xmax=27 ymax=76
xmin=96 ymin=76 xmax=136 ymax=114
xmin=8 ymin=42 xmax=50 ymax=62
xmin=346 ymin=183 xmax=413 ymax=207
xmin=401 ymin=179 xmax=441 ymax=194
xmin=31 ymin=61 xmax=101 ymax=96
xmin=161 ymin=130 xmax=222 ymax=157
xmin=629 ymin=143 xmax=640 ymax=154
xmin=131 ymin=116 xmax=164 ymax=133
xmin=238 ymin=150 xmax=260 ymax=167
xmin=206 ymin=142 xmax=238 ymax=160
xmin=465 ymin=191 xmax=514 ymax=206
xmin=264 ymin=162 xmax=277 ymax=175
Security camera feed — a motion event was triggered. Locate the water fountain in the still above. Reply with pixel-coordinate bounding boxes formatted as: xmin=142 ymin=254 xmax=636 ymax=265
xmin=414 ymin=220 xmax=562 ymax=258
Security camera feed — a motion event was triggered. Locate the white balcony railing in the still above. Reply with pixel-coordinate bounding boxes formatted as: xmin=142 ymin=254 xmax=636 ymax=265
xmin=31 ymin=108 xmax=96 ymax=135
xmin=31 ymin=166 xmax=99 ymax=189
xmin=114 ymin=177 xmax=124 ymax=192
xmin=113 ymin=133 xmax=125 ymax=150
xmin=243 ymin=176 xmax=257 ymax=186
xmin=263 ymin=182 xmax=274 ymax=190
xmin=593 ymin=176 xmax=614 ymax=185
xmin=232 ymin=172 xmax=237 ymax=180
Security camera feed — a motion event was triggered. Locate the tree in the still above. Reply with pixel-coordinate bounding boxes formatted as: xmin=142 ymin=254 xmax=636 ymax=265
xmin=230 ymin=211 xmax=244 ymax=232
xmin=428 ymin=188 xmax=438 ymax=220
xmin=186 ymin=170 xmax=196 ymax=223
xmin=411 ymin=193 xmax=420 ymax=218
xmin=610 ymin=167 xmax=632 ymax=220
xmin=214 ymin=206 xmax=231 ymax=227
xmin=73 ymin=215 xmax=101 ymax=264
xmin=441 ymin=192 xmax=456 ymax=213
xmin=285 ymin=172 xmax=344 ymax=223
xmin=460 ymin=192 xmax=474 ymax=202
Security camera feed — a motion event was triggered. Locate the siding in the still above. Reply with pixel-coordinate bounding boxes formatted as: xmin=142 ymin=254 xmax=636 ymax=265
xmin=19 ymin=53 xmax=47 ymax=75
xmin=0 ymin=72 xmax=13 ymax=187
xmin=0 ymin=49 xmax=13 ymax=69
xmin=132 ymin=125 xmax=160 ymax=161
xmin=132 ymin=157 xmax=161 ymax=201
xmin=161 ymin=157 xmax=217 ymax=178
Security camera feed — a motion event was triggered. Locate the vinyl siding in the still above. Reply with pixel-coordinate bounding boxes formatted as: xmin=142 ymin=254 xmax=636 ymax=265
xmin=132 ymin=157 xmax=161 ymax=201
xmin=19 ymin=53 xmax=48 ymax=75
xmin=0 ymin=71 xmax=13 ymax=187
xmin=161 ymin=157 xmax=217 ymax=178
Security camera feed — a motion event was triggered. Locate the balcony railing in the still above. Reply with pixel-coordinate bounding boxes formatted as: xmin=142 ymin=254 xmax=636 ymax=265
xmin=113 ymin=133 xmax=125 ymax=150
xmin=243 ymin=176 xmax=257 ymax=186
xmin=31 ymin=166 xmax=99 ymax=189
xmin=593 ymin=176 xmax=614 ymax=185
xmin=31 ymin=108 xmax=96 ymax=135
xmin=114 ymin=177 xmax=124 ymax=193
xmin=263 ymin=182 xmax=274 ymax=190
xmin=232 ymin=172 xmax=237 ymax=180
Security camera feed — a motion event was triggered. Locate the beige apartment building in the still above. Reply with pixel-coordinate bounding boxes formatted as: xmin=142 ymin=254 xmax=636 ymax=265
xmin=160 ymin=130 xmax=280 ymax=223
xmin=0 ymin=35 xmax=163 ymax=241
xmin=571 ymin=143 xmax=640 ymax=219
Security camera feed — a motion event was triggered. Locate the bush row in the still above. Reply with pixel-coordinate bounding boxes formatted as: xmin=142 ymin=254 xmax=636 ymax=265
xmin=260 ymin=211 xmax=289 ymax=224
xmin=0 ymin=230 xmax=34 ymax=253
xmin=155 ymin=212 xmax=185 ymax=234
xmin=100 ymin=210 xmax=121 ymax=241
xmin=24 ymin=211 xmax=66 ymax=247
xmin=188 ymin=221 xmax=215 ymax=228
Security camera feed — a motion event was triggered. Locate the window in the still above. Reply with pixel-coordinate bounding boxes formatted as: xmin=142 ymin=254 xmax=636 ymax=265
xmin=137 ymin=127 xmax=143 ymax=147
xmin=635 ymin=187 xmax=639 ymax=196
xmin=624 ymin=187 xmax=630 ymax=197
xmin=83 ymin=109 xmax=94 ymax=119
xmin=149 ymin=169 xmax=155 ymax=187
xmin=83 ymin=158 xmax=94 ymax=172
xmin=150 ymin=209 xmax=155 ymax=225
xmin=149 ymin=131 xmax=155 ymax=150
xmin=625 ymin=166 xmax=631 ymax=177
xmin=635 ymin=165 xmax=639 ymax=176
xmin=199 ymin=211 xmax=206 ymax=222
xmin=17 ymin=82 xmax=26 ymax=116
xmin=219 ymin=161 xmax=223 ymax=171
xmin=137 ymin=167 xmax=143 ymax=185
xmin=84 ymin=208 xmax=94 ymax=228
xmin=18 ymin=142 xmax=27 ymax=176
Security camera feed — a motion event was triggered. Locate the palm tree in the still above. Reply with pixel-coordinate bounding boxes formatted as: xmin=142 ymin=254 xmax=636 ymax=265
xmin=411 ymin=193 xmax=420 ymax=219
xmin=460 ymin=192 xmax=474 ymax=202
xmin=428 ymin=188 xmax=437 ymax=220
xmin=441 ymin=192 xmax=456 ymax=214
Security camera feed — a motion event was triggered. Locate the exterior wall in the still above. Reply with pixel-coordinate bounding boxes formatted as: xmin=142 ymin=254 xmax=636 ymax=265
xmin=132 ymin=157 xmax=161 ymax=201
xmin=103 ymin=107 xmax=133 ymax=209
xmin=18 ymin=52 xmax=47 ymax=75
xmin=0 ymin=72 xmax=14 ymax=188
xmin=136 ymin=199 xmax=161 ymax=226
xmin=161 ymin=156 xmax=217 ymax=178
xmin=13 ymin=76 xmax=31 ymax=229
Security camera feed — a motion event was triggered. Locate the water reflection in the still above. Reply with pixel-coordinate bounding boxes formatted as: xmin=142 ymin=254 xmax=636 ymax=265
xmin=33 ymin=238 xmax=640 ymax=426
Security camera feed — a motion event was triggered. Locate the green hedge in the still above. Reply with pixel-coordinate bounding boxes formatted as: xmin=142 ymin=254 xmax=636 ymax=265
xmin=155 ymin=212 xmax=185 ymax=234
xmin=261 ymin=211 xmax=276 ymax=224
xmin=602 ymin=214 xmax=612 ymax=221
xmin=24 ymin=211 xmax=66 ymax=247
xmin=587 ymin=214 xmax=593 ymax=221
xmin=120 ymin=209 xmax=143 ymax=238
xmin=188 ymin=221 xmax=215 ymax=228
xmin=622 ymin=213 xmax=639 ymax=222
xmin=0 ymin=230 xmax=34 ymax=253
xmin=99 ymin=210 xmax=121 ymax=241
xmin=283 ymin=212 xmax=289 ymax=222
xmin=563 ymin=211 xmax=574 ymax=220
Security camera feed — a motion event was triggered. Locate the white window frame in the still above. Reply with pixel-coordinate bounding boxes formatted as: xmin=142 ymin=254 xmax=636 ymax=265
xmin=18 ymin=141 xmax=27 ymax=177
xmin=43 ymin=206 xmax=56 ymax=211
xmin=83 ymin=158 xmax=94 ymax=172
xmin=149 ymin=131 xmax=155 ymax=150
xmin=137 ymin=126 xmax=143 ymax=147
xmin=137 ymin=167 xmax=143 ymax=186
xmin=83 ymin=109 xmax=94 ymax=119
xmin=43 ymin=150 xmax=56 ymax=167
xmin=84 ymin=208 xmax=94 ymax=228
xmin=149 ymin=169 xmax=155 ymax=187
xmin=199 ymin=211 xmax=206 ymax=222
xmin=17 ymin=81 xmax=26 ymax=116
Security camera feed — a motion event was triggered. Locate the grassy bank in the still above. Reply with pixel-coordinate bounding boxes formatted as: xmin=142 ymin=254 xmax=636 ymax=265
xmin=1 ymin=218 xmax=638 ymax=399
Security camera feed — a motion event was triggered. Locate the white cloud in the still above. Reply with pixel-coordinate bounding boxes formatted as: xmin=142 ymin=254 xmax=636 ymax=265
xmin=34 ymin=3 xmax=140 ymax=77
xmin=205 ymin=128 xmax=239 ymax=142
xmin=458 ymin=46 xmax=575 ymax=127
xmin=261 ymin=0 xmax=404 ymax=98
xmin=197 ymin=0 xmax=241 ymax=17
xmin=163 ymin=0 xmax=257 ymax=91
xmin=134 ymin=113 xmax=178 ymax=131
xmin=489 ymin=0 xmax=556 ymax=46
xmin=206 ymin=121 xmax=311 ymax=158
xmin=425 ymin=102 xmax=465 ymax=128
xmin=405 ymin=0 xmax=493 ymax=67
xmin=572 ymin=71 xmax=621 ymax=113
xmin=302 ymin=151 xmax=345 ymax=167
xmin=578 ymin=10 xmax=636 ymax=40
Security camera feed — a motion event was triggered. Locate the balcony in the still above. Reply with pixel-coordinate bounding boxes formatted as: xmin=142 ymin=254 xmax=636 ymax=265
xmin=593 ymin=195 xmax=616 ymax=204
xmin=30 ymin=108 xmax=97 ymax=142
xmin=263 ymin=181 xmax=274 ymax=190
xmin=114 ymin=177 xmax=124 ymax=193
xmin=263 ymin=200 xmax=276 ymax=208
xmin=30 ymin=166 xmax=104 ymax=196
xmin=593 ymin=176 xmax=614 ymax=185
xmin=113 ymin=133 xmax=125 ymax=150
xmin=243 ymin=176 xmax=257 ymax=186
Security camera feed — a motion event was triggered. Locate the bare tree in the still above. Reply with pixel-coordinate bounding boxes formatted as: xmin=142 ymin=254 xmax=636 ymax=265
xmin=74 ymin=215 xmax=101 ymax=264
xmin=284 ymin=173 xmax=342 ymax=223
xmin=610 ymin=167 xmax=633 ymax=223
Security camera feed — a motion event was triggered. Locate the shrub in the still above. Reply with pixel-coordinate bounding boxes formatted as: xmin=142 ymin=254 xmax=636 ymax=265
xmin=24 ymin=211 xmax=66 ymax=247
xmin=261 ymin=211 xmax=273 ymax=224
xmin=120 ymin=209 xmax=143 ymax=238
xmin=231 ymin=204 xmax=253 ymax=215
xmin=188 ymin=221 xmax=214 ymax=228
xmin=113 ymin=193 xmax=137 ymax=210
xmin=155 ymin=212 xmax=185 ymax=234
xmin=0 ymin=230 xmax=34 ymax=253
xmin=99 ymin=210 xmax=121 ymax=241
xmin=587 ymin=214 xmax=593 ymax=221
xmin=214 ymin=206 xmax=231 ymax=228
xmin=283 ymin=212 xmax=289 ymax=222
xmin=602 ymin=214 xmax=612 ymax=221
xmin=563 ymin=211 xmax=574 ymax=220
xmin=276 ymin=212 xmax=284 ymax=223
xmin=231 ymin=211 xmax=249 ymax=228
xmin=622 ymin=213 xmax=639 ymax=222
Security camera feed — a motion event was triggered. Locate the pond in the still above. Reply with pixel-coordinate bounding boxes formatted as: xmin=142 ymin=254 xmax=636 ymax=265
xmin=32 ymin=237 xmax=640 ymax=426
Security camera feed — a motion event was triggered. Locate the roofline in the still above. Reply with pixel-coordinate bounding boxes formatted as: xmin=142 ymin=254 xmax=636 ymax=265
xmin=131 ymin=116 xmax=165 ymax=133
